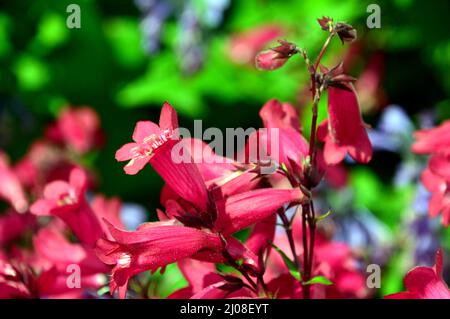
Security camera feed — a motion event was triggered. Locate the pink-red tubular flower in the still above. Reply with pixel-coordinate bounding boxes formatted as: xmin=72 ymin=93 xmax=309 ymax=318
xmin=385 ymin=249 xmax=450 ymax=299
xmin=215 ymin=188 xmax=302 ymax=235
xmin=411 ymin=120 xmax=450 ymax=157
xmin=115 ymin=102 xmax=178 ymax=175
xmin=30 ymin=167 xmax=103 ymax=246
xmin=95 ymin=221 xmax=222 ymax=299
xmin=229 ymin=25 xmax=284 ymax=65
xmin=45 ymin=107 xmax=103 ymax=154
xmin=255 ymin=40 xmax=298 ymax=71
xmin=259 ymin=99 xmax=308 ymax=169
xmin=318 ymin=86 xmax=372 ymax=165
xmin=0 ymin=153 xmax=28 ymax=213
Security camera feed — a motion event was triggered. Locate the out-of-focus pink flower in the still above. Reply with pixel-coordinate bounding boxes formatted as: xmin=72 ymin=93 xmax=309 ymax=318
xmin=385 ymin=249 xmax=450 ymax=299
xmin=14 ymin=140 xmax=66 ymax=191
xmin=95 ymin=220 xmax=222 ymax=299
xmin=355 ymin=52 xmax=387 ymax=113
xmin=0 ymin=257 xmax=37 ymax=298
xmin=32 ymin=226 xmax=107 ymax=298
xmin=115 ymin=102 xmax=178 ymax=175
xmin=317 ymin=86 xmax=372 ymax=165
xmin=30 ymin=167 xmax=103 ymax=246
xmin=229 ymin=25 xmax=284 ymax=65
xmin=91 ymin=195 xmax=124 ymax=239
xmin=316 ymin=149 xmax=348 ymax=189
xmin=412 ymin=122 xmax=450 ymax=226
xmin=0 ymin=152 xmax=28 ymax=213
xmin=420 ymin=160 xmax=450 ymax=226
xmin=412 ymin=120 xmax=450 ymax=157
xmin=0 ymin=210 xmax=35 ymax=246
xmin=45 ymin=106 xmax=104 ymax=154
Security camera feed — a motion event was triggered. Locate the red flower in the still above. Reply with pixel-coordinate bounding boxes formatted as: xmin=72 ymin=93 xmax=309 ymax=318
xmin=266 ymin=216 xmax=368 ymax=299
xmin=247 ymin=99 xmax=309 ymax=180
xmin=91 ymin=195 xmax=125 ymax=240
xmin=255 ymin=40 xmax=298 ymax=71
xmin=30 ymin=167 xmax=103 ymax=246
xmin=317 ymin=86 xmax=372 ymax=165
xmin=0 ymin=210 xmax=35 ymax=246
xmin=385 ymin=249 xmax=450 ymax=299
xmin=45 ymin=107 xmax=103 ymax=154
xmin=0 ymin=257 xmax=37 ymax=298
xmin=421 ymin=158 xmax=450 ymax=226
xmin=95 ymin=220 xmax=222 ymax=299
xmin=115 ymin=102 xmax=178 ymax=175
xmin=412 ymin=121 xmax=450 ymax=226
xmin=412 ymin=120 xmax=450 ymax=157
xmin=229 ymin=25 xmax=284 ymax=65
xmin=0 ymin=153 xmax=28 ymax=213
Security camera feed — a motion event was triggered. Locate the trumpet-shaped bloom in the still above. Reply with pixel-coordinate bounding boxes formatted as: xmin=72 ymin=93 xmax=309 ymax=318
xmin=45 ymin=107 xmax=103 ymax=154
xmin=229 ymin=25 xmax=283 ymax=65
xmin=318 ymin=86 xmax=372 ymax=165
xmin=0 ymin=153 xmax=28 ymax=213
xmin=30 ymin=168 xmax=103 ymax=246
xmin=95 ymin=220 xmax=222 ymax=299
xmin=411 ymin=120 xmax=450 ymax=157
xmin=115 ymin=102 xmax=178 ymax=175
xmin=385 ymin=249 xmax=450 ymax=299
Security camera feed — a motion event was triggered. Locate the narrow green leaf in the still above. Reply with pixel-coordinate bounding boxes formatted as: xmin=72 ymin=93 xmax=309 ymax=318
xmin=315 ymin=209 xmax=332 ymax=222
xmin=270 ymin=243 xmax=302 ymax=282
xmin=303 ymin=276 xmax=333 ymax=286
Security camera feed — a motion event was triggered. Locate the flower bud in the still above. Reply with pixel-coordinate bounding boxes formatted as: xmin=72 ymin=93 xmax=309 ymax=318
xmin=335 ymin=22 xmax=357 ymax=43
xmin=255 ymin=40 xmax=298 ymax=71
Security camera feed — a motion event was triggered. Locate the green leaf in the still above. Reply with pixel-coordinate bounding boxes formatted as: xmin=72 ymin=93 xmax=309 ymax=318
xmin=303 ymin=276 xmax=333 ymax=286
xmin=270 ymin=243 xmax=302 ymax=282
xmin=315 ymin=209 xmax=332 ymax=222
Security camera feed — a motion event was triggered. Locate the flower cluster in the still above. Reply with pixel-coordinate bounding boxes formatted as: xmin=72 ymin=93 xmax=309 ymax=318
xmin=0 ymin=16 xmax=449 ymax=300
xmin=412 ymin=121 xmax=450 ymax=226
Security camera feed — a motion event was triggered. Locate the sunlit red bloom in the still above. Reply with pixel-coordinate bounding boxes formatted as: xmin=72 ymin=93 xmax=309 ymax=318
xmin=30 ymin=167 xmax=103 ymax=246
xmin=115 ymin=102 xmax=178 ymax=175
xmin=247 ymin=99 xmax=308 ymax=179
xmin=385 ymin=249 xmax=450 ymax=299
xmin=229 ymin=25 xmax=284 ymax=65
xmin=95 ymin=220 xmax=222 ymax=299
xmin=45 ymin=107 xmax=103 ymax=154
xmin=317 ymin=86 xmax=372 ymax=165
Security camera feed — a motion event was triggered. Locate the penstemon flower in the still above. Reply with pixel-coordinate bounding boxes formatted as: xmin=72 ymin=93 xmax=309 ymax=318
xmin=30 ymin=167 xmax=103 ymax=247
xmin=385 ymin=249 xmax=450 ymax=299
xmin=412 ymin=121 xmax=450 ymax=226
xmin=99 ymin=103 xmax=305 ymax=298
xmin=115 ymin=102 xmax=178 ymax=175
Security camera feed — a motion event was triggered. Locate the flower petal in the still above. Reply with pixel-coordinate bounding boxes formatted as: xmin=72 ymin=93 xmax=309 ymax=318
xmin=115 ymin=143 xmax=138 ymax=162
xmin=216 ymin=188 xmax=302 ymax=234
xmin=159 ymin=102 xmax=178 ymax=132
xmin=132 ymin=121 xmax=160 ymax=143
